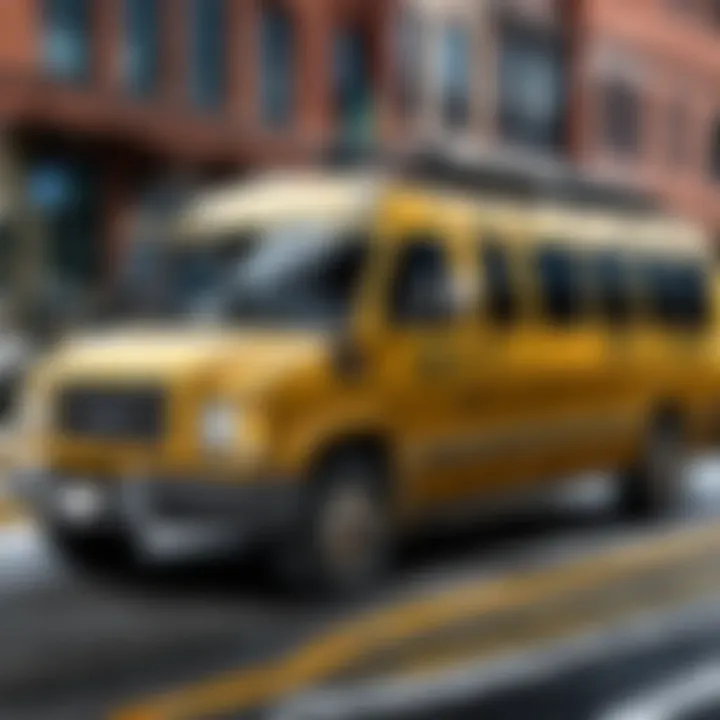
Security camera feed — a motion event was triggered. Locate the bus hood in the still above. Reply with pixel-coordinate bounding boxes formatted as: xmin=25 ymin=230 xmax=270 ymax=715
xmin=44 ymin=326 xmax=330 ymax=388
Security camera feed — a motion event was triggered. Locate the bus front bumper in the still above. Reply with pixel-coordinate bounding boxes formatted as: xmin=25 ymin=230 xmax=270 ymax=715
xmin=10 ymin=469 xmax=303 ymax=542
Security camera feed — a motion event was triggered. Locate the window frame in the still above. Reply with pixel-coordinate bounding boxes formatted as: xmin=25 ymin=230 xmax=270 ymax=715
xmin=601 ymin=80 xmax=642 ymax=157
xmin=709 ymin=118 xmax=720 ymax=182
xmin=190 ymin=0 xmax=228 ymax=110
xmin=123 ymin=0 xmax=160 ymax=98
xmin=440 ymin=23 xmax=472 ymax=130
xmin=43 ymin=0 xmax=91 ymax=83
xmin=498 ymin=24 xmax=568 ymax=152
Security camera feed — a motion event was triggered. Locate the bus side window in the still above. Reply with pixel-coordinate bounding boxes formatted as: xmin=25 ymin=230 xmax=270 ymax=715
xmin=390 ymin=236 xmax=455 ymax=325
xmin=480 ymin=238 xmax=516 ymax=325
xmin=536 ymin=245 xmax=580 ymax=326
xmin=675 ymin=263 xmax=709 ymax=329
xmin=641 ymin=257 xmax=675 ymax=325
xmin=590 ymin=251 xmax=631 ymax=325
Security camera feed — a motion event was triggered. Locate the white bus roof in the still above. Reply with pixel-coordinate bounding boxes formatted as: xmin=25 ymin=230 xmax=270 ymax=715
xmin=176 ymin=171 xmax=385 ymax=241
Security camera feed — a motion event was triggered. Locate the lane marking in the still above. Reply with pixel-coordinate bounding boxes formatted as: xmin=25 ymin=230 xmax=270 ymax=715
xmin=279 ymin=586 xmax=720 ymax=720
xmin=0 ymin=497 xmax=27 ymax=527
xmin=344 ymin=554 xmax=720 ymax=682
xmin=598 ymin=662 xmax=720 ymax=720
xmin=113 ymin=520 xmax=720 ymax=720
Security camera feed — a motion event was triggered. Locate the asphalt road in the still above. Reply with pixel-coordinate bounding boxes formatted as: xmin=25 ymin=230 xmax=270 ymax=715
xmin=1 ymin=463 xmax=720 ymax=720
xmin=379 ymin=605 xmax=720 ymax=720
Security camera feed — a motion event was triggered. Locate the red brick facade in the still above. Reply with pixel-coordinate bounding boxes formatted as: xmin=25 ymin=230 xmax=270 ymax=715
xmin=0 ymin=0 xmax=398 ymax=285
xmin=569 ymin=0 xmax=720 ymax=236
xmin=0 ymin=0 xmax=398 ymax=164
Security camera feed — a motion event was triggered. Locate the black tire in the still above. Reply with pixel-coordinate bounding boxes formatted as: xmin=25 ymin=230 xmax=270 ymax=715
xmin=279 ymin=451 xmax=393 ymax=598
xmin=619 ymin=415 xmax=686 ymax=520
xmin=46 ymin=524 xmax=135 ymax=575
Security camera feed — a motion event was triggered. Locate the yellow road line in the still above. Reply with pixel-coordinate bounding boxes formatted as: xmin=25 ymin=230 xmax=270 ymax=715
xmin=0 ymin=495 xmax=25 ymax=525
xmin=113 ymin=520 xmax=720 ymax=720
xmin=390 ymin=559 xmax=720 ymax=682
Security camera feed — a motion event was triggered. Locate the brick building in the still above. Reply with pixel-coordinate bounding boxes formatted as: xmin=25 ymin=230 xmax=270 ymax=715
xmin=569 ymin=0 xmax=720 ymax=240
xmin=397 ymin=0 xmax=720 ymax=238
xmin=1 ymin=0 xmax=719 ymax=309
xmin=394 ymin=0 xmax=574 ymax=158
xmin=0 ymin=0 xmax=398 ymax=300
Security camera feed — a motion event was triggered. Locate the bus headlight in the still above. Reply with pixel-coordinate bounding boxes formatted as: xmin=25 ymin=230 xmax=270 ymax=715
xmin=200 ymin=402 xmax=240 ymax=451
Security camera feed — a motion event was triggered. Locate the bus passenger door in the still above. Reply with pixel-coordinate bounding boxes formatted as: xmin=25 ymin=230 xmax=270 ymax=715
xmin=375 ymin=232 xmax=478 ymax=516
xmin=460 ymin=232 xmax=543 ymax=494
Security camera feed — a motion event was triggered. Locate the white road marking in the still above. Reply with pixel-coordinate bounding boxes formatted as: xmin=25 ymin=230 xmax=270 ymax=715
xmin=598 ymin=661 xmax=720 ymax=720
xmin=0 ymin=523 xmax=58 ymax=596
xmin=272 ymin=598 xmax=720 ymax=720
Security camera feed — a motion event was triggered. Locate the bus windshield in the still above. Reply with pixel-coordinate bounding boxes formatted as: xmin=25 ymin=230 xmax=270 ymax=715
xmin=204 ymin=223 xmax=369 ymax=330
xmin=113 ymin=235 xmax=255 ymax=319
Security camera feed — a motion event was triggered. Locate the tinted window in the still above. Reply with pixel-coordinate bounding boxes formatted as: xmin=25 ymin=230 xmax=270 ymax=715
xmin=640 ymin=258 xmax=675 ymax=323
xmin=222 ymin=232 xmax=369 ymax=328
xmin=480 ymin=239 xmax=516 ymax=324
xmin=537 ymin=246 xmax=579 ymax=324
xmin=391 ymin=239 xmax=453 ymax=324
xmin=671 ymin=263 xmax=709 ymax=328
xmin=590 ymin=252 xmax=631 ymax=324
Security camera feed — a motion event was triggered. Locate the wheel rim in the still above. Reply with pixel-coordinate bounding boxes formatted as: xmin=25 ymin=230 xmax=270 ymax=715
xmin=318 ymin=481 xmax=384 ymax=584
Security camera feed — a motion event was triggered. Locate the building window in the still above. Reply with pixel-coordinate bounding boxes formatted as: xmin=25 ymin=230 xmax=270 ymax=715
xmin=441 ymin=25 xmax=471 ymax=130
xmin=710 ymin=119 xmax=720 ymax=181
xmin=601 ymin=81 xmax=641 ymax=156
xmin=191 ymin=0 xmax=227 ymax=109
xmin=499 ymin=26 xmax=567 ymax=152
xmin=261 ymin=5 xmax=294 ymax=128
xmin=43 ymin=0 xmax=91 ymax=82
xmin=395 ymin=8 xmax=422 ymax=119
xmin=28 ymin=159 xmax=101 ymax=292
xmin=124 ymin=0 xmax=159 ymax=97
xmin=334 ymin=29 xmax=373 ymax=145
xmin=668 ymin=100 xmax=688 ymax=167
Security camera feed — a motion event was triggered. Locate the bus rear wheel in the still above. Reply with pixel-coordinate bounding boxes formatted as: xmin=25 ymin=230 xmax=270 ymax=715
xmin=619 ymin=415 xmax=686 ymax=520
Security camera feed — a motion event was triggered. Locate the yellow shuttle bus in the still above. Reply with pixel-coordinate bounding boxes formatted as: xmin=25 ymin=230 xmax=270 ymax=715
xmin=15 ymin=155 xmax=719 ymax=594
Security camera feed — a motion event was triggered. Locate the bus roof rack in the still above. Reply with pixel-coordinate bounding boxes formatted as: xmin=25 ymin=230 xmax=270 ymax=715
xmin=317 ymin=140 xmax=661 ymax=216
xmin=399 ymin=149 xmax=660 ymax=215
